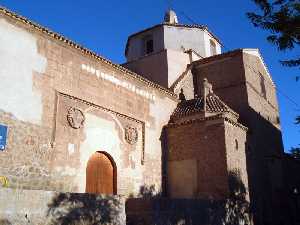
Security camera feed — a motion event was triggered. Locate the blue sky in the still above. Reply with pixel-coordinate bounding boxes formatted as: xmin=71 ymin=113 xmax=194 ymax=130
xmin=1 ymin=0 xmax=299 ymax=151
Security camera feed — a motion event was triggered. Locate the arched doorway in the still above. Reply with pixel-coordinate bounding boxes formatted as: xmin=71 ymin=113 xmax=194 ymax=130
xmin=85 ymin=152 xmax=117 ymax=194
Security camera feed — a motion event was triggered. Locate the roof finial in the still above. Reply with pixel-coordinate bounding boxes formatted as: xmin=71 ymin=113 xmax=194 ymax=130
xmin=164 ymin=9 xmax=178 ymax=24
xmin=202 ymin=78 xmax=213 ymax=98
xmin=179 ymin=88 xmax=186 ymax=102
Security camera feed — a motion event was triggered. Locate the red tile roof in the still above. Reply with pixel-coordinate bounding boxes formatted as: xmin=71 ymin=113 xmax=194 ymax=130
xmin=170 ymin=92 xmax=238 ymax=120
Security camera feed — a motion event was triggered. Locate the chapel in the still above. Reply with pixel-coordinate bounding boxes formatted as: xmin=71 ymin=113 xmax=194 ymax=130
xmin=0 ymin=7 xmax=299 ymax=225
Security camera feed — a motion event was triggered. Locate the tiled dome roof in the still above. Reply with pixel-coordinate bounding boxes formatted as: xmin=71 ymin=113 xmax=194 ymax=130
xmin=171 ymin=93 xmax=237 ymax=120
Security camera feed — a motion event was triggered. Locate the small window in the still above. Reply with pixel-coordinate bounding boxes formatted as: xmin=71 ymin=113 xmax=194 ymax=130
xmin=260 ymin=73 xmax=267 ymax=99
xmin=146 ymin=39 xmax=153 ymax=54
xmin=210 ymin=39 xmax=217 ymax=56
xmin=143 ymin=36 xmax=154 ymax=55
xmin=235 ymin=140 xmax=239 ymax=150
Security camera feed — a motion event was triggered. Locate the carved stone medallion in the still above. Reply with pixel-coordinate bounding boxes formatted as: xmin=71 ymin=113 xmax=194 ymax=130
xmin=125 ymin=125 xmax=138 ymax=145
xmin=67 ymin=107 xmax=85 ymax=129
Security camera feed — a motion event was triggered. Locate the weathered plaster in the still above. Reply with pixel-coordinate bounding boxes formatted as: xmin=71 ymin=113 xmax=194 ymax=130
xmin=0 ymin=18 xmax=47 ymax=124
xmin=76 ymin=112 xmax=121 ymax=192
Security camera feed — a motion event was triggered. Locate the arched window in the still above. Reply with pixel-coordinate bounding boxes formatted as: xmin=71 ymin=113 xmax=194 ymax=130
xmin=210 ymin=39 xmax=217 ymax=56
xmin=86 ymin=151 xmax=117 ymax=195
xmin=235 ymin=139 xmax=239 ymax=150
xmin=260 ymin=73 xmax=267 ymax=99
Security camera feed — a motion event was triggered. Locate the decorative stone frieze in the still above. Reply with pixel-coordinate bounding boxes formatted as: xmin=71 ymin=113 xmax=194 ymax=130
xmin=125 ymin=125 xmax=138 ymax=145
xmin=67 ymin=107 xmax=85 ymax=129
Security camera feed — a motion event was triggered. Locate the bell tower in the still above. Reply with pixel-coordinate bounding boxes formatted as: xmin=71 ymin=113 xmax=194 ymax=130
xmin=123 ymin=10 xmax=222 ymax=89
xmin=164 ymin=9 xmax=178 ymax=24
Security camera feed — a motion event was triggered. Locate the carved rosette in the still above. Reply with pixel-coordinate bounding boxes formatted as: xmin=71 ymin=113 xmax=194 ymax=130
xmin=67 ymin=107 xmax=85 ymax=129
xmin=125 ymin=125 xmax=138 ymax=145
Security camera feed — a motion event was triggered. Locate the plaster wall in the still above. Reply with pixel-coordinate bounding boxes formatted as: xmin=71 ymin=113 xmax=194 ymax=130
xmin=0 ymin=18 xmax=47 ymax=125
xmin=164 ymin=26 xmax=206 ymax=57
xmin=164 ymin=26 xmax=221 ymax=57
xmin=124 ymin=49 xmax=192 ymax=89
xmin=123 ymin=50 xmax=169 ymax=88
xmin=166 ymin=49 xmax=190 ymax=87
xmin=203 ymin=31 xmax=221 ymax=56
xmin=126 ymin=26 xmax=164 ymax=62
xmin=173 ymin=68 xmax=195 ymax=100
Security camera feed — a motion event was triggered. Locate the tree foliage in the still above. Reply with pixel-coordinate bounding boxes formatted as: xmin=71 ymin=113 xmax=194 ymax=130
xmin=289 ymin=147 xmax=300 ymax=158
xmin=296 ymin=115 xmax=300 ymax=124
xmin=247 ymin=0 xmax=300 ymax=67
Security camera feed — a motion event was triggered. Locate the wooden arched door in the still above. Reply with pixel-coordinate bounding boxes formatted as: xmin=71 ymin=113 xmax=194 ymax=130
xmin=85 ymin=152 xmax=116 ymax=194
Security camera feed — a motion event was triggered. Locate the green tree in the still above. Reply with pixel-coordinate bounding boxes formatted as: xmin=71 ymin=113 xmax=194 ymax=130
xmin=290 ymin=147 xmax=300 ymax=158
xmin=248 ymin=1 xmax=300 ymax=156
xmin=296 ymin=115 xmax=300 ymax=124
xmin=289 ymin=116 xmax=300 ymax=157
xmin=247 ymin=0 xmax=300 ymax=68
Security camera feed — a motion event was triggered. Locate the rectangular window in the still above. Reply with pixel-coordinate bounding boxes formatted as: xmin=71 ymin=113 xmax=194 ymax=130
xmin=142 ymin=35 xmax=154 ymax=56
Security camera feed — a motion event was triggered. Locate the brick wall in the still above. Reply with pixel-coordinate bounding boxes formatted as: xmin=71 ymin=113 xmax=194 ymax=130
xmin=192 ymin=50 xmax=285 ymax=225
xmin=167 ymin=118 xmax=230 ymax=199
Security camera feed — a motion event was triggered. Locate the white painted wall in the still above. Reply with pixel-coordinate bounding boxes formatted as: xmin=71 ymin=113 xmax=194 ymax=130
xmin=126 ymin=26 xmax=164 ymax=62
xmin=164 ymin=26 xmax=207 ymax=57
xmin=166 ymin=49 xmax=190 ymax=87
xmin=203 ymin=31 xmax=221 ymax=57
xmin=0 ymin=18 xmax=47 ymax=125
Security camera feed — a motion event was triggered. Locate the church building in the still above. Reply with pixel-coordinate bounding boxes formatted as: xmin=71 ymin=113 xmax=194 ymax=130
xmin=0 ymin=6 xmax=299 ymax=225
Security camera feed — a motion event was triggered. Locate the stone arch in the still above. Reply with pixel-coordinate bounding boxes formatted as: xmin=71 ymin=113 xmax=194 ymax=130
xmin=85 ymin=151 xmax=117 ymax=195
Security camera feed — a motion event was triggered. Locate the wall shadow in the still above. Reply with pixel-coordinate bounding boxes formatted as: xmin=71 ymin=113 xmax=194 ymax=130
xmin=46 ymin=192 xmax=124 ymax=225
xmin=242 ymin=107 xmax=285 ymax=225
xmin=126 ymin=171 xmax=250 ymax=225
xmin=160 ymin=126 xmax=169 ymax=197
xmin=0 ymin=219 xmax=12 ymax=225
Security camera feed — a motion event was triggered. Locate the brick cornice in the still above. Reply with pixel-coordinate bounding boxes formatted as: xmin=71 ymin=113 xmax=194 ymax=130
xmin=166 ymin=113 xmax=247 ymax=131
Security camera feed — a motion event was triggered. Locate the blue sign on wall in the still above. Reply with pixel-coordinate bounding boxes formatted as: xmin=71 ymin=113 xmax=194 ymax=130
xmin=0 ymin=124 xmax=8 ymax=151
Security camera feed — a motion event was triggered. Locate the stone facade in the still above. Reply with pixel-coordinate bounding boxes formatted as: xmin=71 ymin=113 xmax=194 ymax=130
xmin=0 ymin=6 xmax=298 ymax=225
xmin=0 ymin=8 xmax=177 ymax=197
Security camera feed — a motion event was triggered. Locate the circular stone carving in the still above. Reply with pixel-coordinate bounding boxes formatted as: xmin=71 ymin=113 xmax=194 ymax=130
xmin=67 ymin=107 xmax=85 ymax=129
xmin=125 ymin=125 xmax=138 ymax=145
